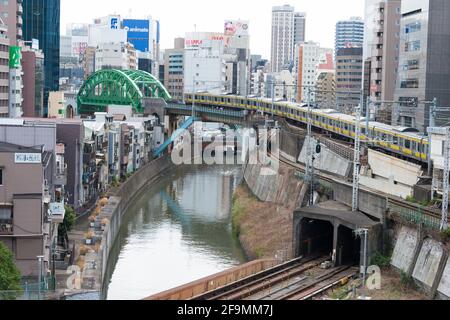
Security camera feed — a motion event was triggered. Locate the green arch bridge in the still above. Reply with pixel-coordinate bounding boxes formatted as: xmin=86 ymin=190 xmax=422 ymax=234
xmin=77 ymin=69 xmax=172 ymax=114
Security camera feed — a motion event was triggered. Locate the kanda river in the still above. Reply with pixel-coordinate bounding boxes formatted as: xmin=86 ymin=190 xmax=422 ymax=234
xmin=103 ymin=164 xmax=247 ymax=300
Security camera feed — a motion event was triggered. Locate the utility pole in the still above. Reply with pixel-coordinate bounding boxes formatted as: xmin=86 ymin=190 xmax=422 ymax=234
xmin=352 ymin=102 xmax=362 ymax=212
xmin=441 ymin=130 xmax=450 ymax=231
xmin=271 ymin=80 xmax=275 ymax=119
xmin=428 ymin=98 xmax=437 ymax=176
xmin=305 ymin=87 xmax=315 ymax=206
xmin=365 ymin=96 xmax=371 ymax=140
xmin=354 ymin=228 xmax=369 ymax=291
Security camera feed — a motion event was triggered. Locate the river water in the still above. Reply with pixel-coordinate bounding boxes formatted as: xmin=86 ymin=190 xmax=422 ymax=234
xmin=103 ymin=164 xmax=247 ymax=300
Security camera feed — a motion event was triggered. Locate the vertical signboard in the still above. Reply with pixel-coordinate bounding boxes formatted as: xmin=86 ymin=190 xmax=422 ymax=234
xmin=123 ymin=19 xmax=150 ymax=52
xmin=9 ymin=46 xmax=21 ymax=68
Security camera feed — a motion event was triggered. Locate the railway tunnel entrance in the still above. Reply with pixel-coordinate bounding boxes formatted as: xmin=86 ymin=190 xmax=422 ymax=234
xmin=293 ymin=201 xmax=381 ymax=268
xmin=298 ymin=219 xmax=334 ymax=259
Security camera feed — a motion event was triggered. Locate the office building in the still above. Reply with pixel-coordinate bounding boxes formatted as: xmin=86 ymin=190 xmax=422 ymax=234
xmin=23 ymin=0 xmax=61 ymax=116
xmin=364 ymin=0 xmax=401 ymax=124
xmin=0 ymin=21 xmax=9 ymax=117
xmin=294 ymin=41 xmax=334 ymax=103
xmin=393 ymin=0 xmax=450 ymax=132
xmin=0 ymin=0 xmax=23 ymax=46
xmin=336 ymin=47 xmax=363 ymax=113
xmin=335 ymin=17 xmax=364 ymax=53
xmin=21 ymin=45 xmax=44 ymax=117
xmin=164 ymin=38 xmax=185 ymax=101
xmin=271 ymin=5 xmax=306 ymax=73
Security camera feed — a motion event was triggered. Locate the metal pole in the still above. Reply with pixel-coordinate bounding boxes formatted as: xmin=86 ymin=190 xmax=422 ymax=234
xmin=428 ymin=98 xmax=437 ymax=177
xmin=366 ymin=97 xmax=370 ymax=140
xmin=306 ymin=87 xmax=314 ymax=206
xmin=441 ymin=130 xmax=450 ymax=231
xmin=37 ymin=255 xmax=44 ymax=299
xmin=271 ymin=81 xmax=275 ymax=119
xmin=352 ymin=103 xmax=362 ymax=212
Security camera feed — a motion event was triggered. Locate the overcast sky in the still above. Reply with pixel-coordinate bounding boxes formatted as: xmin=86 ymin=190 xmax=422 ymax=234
xmin=61 ymin=0 xmax=365 ymax=58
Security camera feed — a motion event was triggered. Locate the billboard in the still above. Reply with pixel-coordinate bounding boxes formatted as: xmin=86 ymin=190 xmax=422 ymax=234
xmin=9 ymin=46 xmax=21 ymax=68
xmin=124 ymin=19 xmax=150 ymax=52
xmin=224 ymin=20 xmax=249 ymax=37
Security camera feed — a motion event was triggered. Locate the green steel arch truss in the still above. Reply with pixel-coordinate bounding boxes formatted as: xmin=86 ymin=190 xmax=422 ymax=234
xmin=77 ymin=69 xmax=172 ymax=114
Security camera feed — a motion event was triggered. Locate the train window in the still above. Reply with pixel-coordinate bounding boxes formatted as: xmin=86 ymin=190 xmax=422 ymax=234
xmin=393 ymin=136 xmax=399 ymax=145
xmin=412 ymin=141 xmax=417 ymax=151
xmin=405 ymin=140 xmax=411 ymax=149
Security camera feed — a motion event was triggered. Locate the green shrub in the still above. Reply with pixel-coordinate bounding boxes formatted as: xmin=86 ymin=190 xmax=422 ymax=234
xmin=370 ymin=252 xmax=391 ymax=269
xmin=0 ymin=242 xmax=22 ymax=300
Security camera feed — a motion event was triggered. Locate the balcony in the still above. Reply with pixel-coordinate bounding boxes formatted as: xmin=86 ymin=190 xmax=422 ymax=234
xmin=0 ymin=220 xmax=13 ymax=235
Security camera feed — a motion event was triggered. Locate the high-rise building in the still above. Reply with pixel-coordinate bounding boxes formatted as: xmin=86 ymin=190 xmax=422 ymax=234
xmin=335 ymin=17 xmax=364 ymax=53
xmin=364 ymin=0 xmax=401 ymax=124
xmin=0 ymin=0 xmax=23 ymax=46
xmin=271 ymin=5 xmax=294 ymax=73
xmin=336 ymin=47 xmax=363 ymax=113
xmin=0 ymin=20 xmax=9 ymax=117
xmin=164 ymin=38 xmax=185 ymax=101
xmin=294 ymin=12 xmax=306 ymax=45
xmin=393 ymin=0 xmax=450 ymax=132
xmin=23 ymin=0 xmax=61 ymax=116
xmin=21 ymin=45 xmax=44 ymax=117
xmin=293 ymin=41 xmax=334 ymax=103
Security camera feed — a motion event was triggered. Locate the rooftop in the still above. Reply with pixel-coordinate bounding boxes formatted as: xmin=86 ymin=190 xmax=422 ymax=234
xmin=0 ymin=141 xmax=42 ymax=153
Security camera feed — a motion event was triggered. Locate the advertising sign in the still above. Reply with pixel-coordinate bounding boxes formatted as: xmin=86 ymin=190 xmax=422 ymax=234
xmin=124 ymin=19 xmax=150 ymax=52
xmin=224 ymin=20 xmax=249 ymax=37
xmin=9 ymin=46 xmax=21 ymax=69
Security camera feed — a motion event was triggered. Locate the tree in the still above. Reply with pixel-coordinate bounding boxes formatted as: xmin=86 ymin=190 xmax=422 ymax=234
xmin=0 ymin=242 xmax=22 ymax=300
xmin=58 ymin=205 xmax=76 ymax=236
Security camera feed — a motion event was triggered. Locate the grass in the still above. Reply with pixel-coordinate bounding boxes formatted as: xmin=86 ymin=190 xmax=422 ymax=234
xmin=231 ymin=193 xmax=245 ymax=238
xmin=370 ymin=252 xmax=392 ymax=269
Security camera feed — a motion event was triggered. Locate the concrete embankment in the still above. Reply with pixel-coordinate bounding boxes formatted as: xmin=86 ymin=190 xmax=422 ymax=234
xmin=391 ymin=225 xmax=450 ymax=300
xmin=67 ymin=155 xmax=175 ymax=297
xmin=231 ymin=160 xmax=318 ymax=261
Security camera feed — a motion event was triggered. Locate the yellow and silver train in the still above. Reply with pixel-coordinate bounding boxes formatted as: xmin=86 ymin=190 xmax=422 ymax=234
xmin=184 ymin=93 xmax=430 ymax=163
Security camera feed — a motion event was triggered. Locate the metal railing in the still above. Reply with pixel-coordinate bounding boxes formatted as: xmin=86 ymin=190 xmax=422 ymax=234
xmin=388 ymin=202 xmax=441 ymax=231
xmin=0 ymin=276 xmax=57 ymax=301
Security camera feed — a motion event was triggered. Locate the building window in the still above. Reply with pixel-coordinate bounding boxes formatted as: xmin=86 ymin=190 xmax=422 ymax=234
xmin=400 ymin=78 xmax=419 ymax=89
xmin=405 ymin=40 xmax=420 ymax=52
xmin=405 ymin=22 xmax=421 ymax=34
xmin=403 ymin=59 xmax=420 ymax=71
xmin=0 ymin=168 xmax=2 ymax=185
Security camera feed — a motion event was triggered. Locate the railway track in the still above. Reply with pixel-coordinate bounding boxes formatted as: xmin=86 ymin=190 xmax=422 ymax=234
xmin=191 ymin=255 xmax=330 ymax=301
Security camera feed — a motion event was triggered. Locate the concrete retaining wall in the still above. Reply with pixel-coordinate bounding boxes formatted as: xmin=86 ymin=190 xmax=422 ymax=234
xmin=98 ymin=155 xmax=174 ymax=288
xmin=331 ymin=181 xmax=386 ymax=221
xmin=391 ymin=226 xmax=450 ymax=299
xmin=144 ymin=259 xmax=278 ymax=300
xmin=298 ymin=137 xmax=352 ymax=178
xmin=437 ymin=259 xmax=450 ymax=300
xmin=243 ymin=162 xmax=307 ymax=209
xmin=412 ymin=238 xmax=444 ymax=291
xmin=391 ymin=226 xmax=420 ymax=274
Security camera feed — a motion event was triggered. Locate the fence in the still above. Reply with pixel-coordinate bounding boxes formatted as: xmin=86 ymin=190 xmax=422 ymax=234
xmin=0 ymin=276 xmax=56 ymax=301
xmin=388 ymin=202 xmax=441 ymax=231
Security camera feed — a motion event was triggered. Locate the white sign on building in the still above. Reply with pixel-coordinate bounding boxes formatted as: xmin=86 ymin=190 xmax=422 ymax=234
xmin=15 ymin=153 xmax=42 ymax=164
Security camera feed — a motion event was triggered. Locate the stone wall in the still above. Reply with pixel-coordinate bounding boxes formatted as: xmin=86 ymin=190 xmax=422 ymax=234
xmin=391 ymin=225 xmax=449 ymax=299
